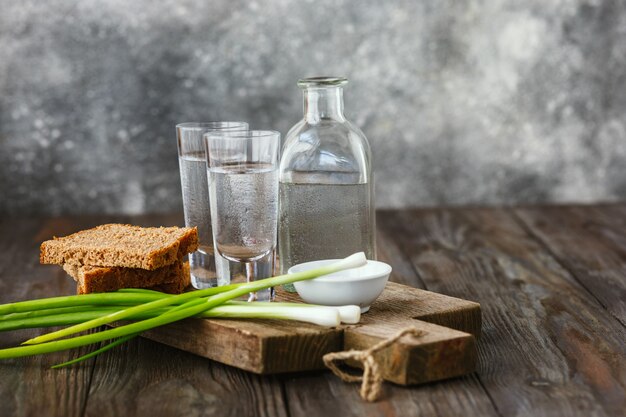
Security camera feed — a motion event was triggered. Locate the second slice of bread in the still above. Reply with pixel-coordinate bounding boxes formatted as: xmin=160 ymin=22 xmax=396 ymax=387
xmin=143 ymin=280 xmax=188 ymax=294
xmin=41 ymin=224 xmax=198 ymax=270
xmin=64 ymin=261 xmax=190 ymax=294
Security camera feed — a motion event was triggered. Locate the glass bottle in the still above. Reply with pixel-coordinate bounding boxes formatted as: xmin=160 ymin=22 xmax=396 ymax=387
xmin=278 ymin=77 xmax=376 ymax=288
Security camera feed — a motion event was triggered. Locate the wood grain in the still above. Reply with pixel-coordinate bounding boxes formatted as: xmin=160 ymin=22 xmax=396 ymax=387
xmin=2 ymin=207 xmax=625 ymax=417
xmin=376 ymin=219 xmax=427 ymax=289
xmin=0 ymin=218 xmax=99 ymax=417
xmin=281 ymin=372 xmax=500 ymax=417
xmin=79 ymin=212 xmax=289 ymax=417
xmin=139 ymin=315 xmax=344 ymax=374
xmin=515 ymin=204 xmax=626 ymax=327
xmin=381 ymin=208 xmax=626 ymax=416
xmin=83 ymin=336 xmax=288 ymax=417
xmin=279 ymin=212 xmax=499 ymax=417
xmin=131 ymin=282 xmax=480 ymax=384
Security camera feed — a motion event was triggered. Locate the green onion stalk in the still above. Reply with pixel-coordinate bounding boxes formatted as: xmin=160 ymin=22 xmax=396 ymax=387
xmin=0 ymin=302 xmax=361 ymax=332
xmin=0 ymin=252 xmax=367 ymax=362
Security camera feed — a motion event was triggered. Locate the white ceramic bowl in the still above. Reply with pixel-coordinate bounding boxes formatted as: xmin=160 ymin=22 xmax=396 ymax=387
xmin=289 ymin=259 xmax=392 ymax=313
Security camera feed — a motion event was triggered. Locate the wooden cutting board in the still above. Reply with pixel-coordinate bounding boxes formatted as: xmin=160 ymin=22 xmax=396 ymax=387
xmin=131 ymin=282 xmax=481 ymax=385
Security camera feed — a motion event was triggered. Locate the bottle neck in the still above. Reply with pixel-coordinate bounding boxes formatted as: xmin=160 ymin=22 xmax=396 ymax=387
xmin=303 ymin=87 xmax=345 ymax=123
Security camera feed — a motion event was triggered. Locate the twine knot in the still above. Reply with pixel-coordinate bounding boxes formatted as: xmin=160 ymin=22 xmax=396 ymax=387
xmin=323 ymin=327 xmax=425 ymax=402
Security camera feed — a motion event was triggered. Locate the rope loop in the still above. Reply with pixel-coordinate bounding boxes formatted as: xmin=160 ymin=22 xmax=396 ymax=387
xmin=323 ymin=327 xmax=426 ymax=402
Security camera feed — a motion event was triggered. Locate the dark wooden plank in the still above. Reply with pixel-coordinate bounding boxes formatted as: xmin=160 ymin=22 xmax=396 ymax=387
xmin=78 ymin=213 xmax=289 ymax=417
xmin=83 ymin=337 xmax=288 ymax=417
xmin=514 ymin=204 xmax=626 ymax=327
xmin=381 ymin=208 xmax=626 ymax=417
xmin=0 ymin=217 xmax=100 ymax=417
xmin=281 ymin=372 xmax=499 ymax=417
xmin=376 ymin=216 xmax=426 ymax=289
xmin=131 ymin=282 xmax=480 ymax=380
xmin=281 ymin=212 xmax=499 ymax=417
xmin=11 ymin=209 xmax=624 ymax=416
xmin=135 ymin=312 xmax=344 ymax=374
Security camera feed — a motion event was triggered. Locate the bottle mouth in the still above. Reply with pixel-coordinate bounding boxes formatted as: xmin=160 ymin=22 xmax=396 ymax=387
xmin=297 ymin=77 xmax=348 ymax=88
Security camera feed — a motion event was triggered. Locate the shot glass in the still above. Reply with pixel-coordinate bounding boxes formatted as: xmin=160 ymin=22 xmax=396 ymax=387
xmin=176 ymin=122 xmax=248 ymax=289
xmin=204 ymin=130 xmax=280 ymax=302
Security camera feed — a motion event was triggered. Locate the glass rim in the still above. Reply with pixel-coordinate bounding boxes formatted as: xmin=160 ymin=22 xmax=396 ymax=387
xmin=203 ymin=129 xmax=280 ymax=141
xmin=176 ymin=121 xmax=248 ymax=131
xmin=297 ymin=76 xmax=348 ymax=88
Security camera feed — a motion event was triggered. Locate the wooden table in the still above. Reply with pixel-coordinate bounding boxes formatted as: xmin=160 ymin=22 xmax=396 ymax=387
xmin=1 ymin=205 xmax=625 ymax=417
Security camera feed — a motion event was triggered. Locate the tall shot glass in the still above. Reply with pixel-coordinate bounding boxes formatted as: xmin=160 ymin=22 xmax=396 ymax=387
xmin=204 ymin=130 xmax=280 ymax=302
xmin=176 ymin=122 xmax=248 ymax=289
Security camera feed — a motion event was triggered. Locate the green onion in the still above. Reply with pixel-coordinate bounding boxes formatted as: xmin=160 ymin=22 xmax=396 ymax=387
xmin=0 ymin=308 xmax=121 ymax=331
xmin=0 ymin=306 xmax=104 ymax=322
xmin=226 ymin=301 xmax=361 ymax=324
xmin=24 ymin=252 xmax=366 ymax=345
xmin=0 ymin=293 xmax=166 ymax=314
xmin=0 ymin=302 xmax=356 ymax=332
xmin=21 ymin=285 xmax=241 ymax=345
xmin=50 ymin=334 xmax=138 ymax=369
xmin=0 ymin=252 xmax=367 ymax=360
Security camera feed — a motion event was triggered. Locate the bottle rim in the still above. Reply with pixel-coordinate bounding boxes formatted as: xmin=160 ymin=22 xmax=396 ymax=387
xmin=297 ymin=77 xmax=348 ymax=88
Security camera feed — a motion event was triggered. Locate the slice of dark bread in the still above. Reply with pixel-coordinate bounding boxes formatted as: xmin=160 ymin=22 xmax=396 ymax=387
xmin=148 ymin=264 xmax=191 ymax=294
xmin=122 ymin=261 xmax=191 ymax=294
xmin=41 ymin=224 xmax=198 ymax=270
xmin=80 ymin=276 xmax=189 ymax=294
xmin=63 ymin=261 xmax=190 ymax=294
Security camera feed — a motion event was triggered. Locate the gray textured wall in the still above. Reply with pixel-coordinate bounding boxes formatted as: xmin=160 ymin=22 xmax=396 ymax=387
xmin=1 ymin=0 xmax=625 ymax=215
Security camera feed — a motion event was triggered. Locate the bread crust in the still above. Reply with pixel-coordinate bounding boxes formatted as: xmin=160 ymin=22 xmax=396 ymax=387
xmin=40 ymin=224 xmax=198 ymax=270
xmin=66 ymin=261 xmax=191 ymax=294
